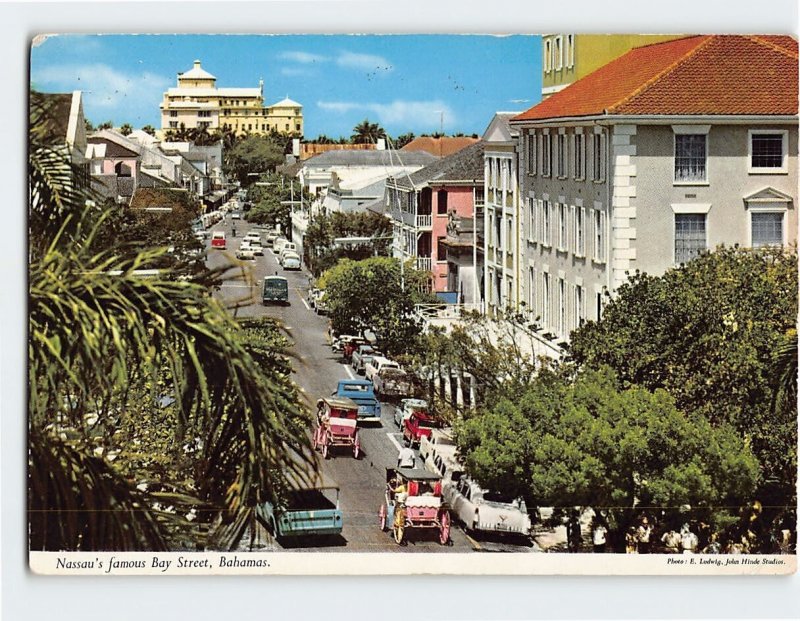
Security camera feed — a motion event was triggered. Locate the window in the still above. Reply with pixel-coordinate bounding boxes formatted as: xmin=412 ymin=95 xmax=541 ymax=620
xmin=169 ymin=111 xmax=178 ymax=117
xmin=526 ymin=132 xmax=537 ymax=175
xmin=285 ymin=124 xmax=290 ymax=131
xmin=674 ymin=213 xmax=706 ymax=264
xmin=544 ymin=39 xmax=552 ymax=73
xmin=528 ymin=268 xmax=536 ymax=314
xmin=566 ymin=34 xmax=575 ymax=68
xmin=574 ymin=206 xmax=585 ymax=256
xmin=542 ymin=133 xmax=552 ymax=177
xmin=674 ymin=134 xmax=707 ymax=182
xmin=169 ymin=121 xmax=178 ymax=128
xmin=555 ymin=36 xmax=563 ymax=70
xmin=556 ymin=133 xmax=566 ymax=177
xmin=248 ymin=124 xmax=253 ymax=131
xmin=198 ymin=110 xmax=211 ymax=118
xmin=528 ymin=198 xmax=536 ymax=242
xmin=437 ymin=236 xmax=447 ymax=262
xmin=295 ymin=124 xmax=301 ymax=131
xmin=575 ymin=284 xmax=585 ymax=327
xmin=592 ymin=133 xmax=603 ymax=181
xmin=573 ymin=132 xmax=584 ymax=179
xmin=495 ymin=213 xmax=501 ymax=248
xmin=437 ymin=189 xmax=448 ymax=214
xmin=751 ymin=212 xmax=784 ymax=247
xmin=507 ymin=218 xmax=513 ymax=254
xmin=592 ymin=208 xmax=606 ymax=262
xmin=542 ymin=273 xmax=550 ymax=327
xmin=596 ymin=291 xmax=603 ymax=321
xmin=542 ymin=200 xmax=551 ymax=246
xmin=749 ymin=131 xmax=787 ymax=172
xmin=558 ymin=203 xmax=568 ymax=250
xmin=558 ymin=278 xmax=566 ymax=335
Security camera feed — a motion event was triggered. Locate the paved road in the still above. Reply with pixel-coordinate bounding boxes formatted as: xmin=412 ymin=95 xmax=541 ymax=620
xmin=204 ymin=213 xmax=536 ymax=554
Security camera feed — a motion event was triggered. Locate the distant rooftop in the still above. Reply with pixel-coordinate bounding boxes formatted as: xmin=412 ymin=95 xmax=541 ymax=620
xmin=302 ymin=149 xmax=438 ymax=167
xmin=178 ymin=60 xmax=216 ymax=81
xmin=401 ymin=136 xmax=480 ymax=158
xmin=392 ymin=140 xmax=485 ymax=189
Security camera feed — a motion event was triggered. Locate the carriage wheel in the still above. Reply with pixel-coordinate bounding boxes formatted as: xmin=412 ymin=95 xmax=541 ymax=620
xmin=312 ymin=426 xmax=320 ymax=451
xmin=379 ymin=503 xmax=387 ymax=531
xmin=393 ymin=523 xmax=405 ymax=545
xmin=353 ymin=434 xmax=361 ymax=459
xmin=439 ymin=511 xmax=451 ymax=545
xmin=321 ymin=437 xmax=329 ymax=460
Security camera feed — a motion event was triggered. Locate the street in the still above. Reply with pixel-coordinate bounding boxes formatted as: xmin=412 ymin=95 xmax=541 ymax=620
xmin=205 ymin=214 xmax=537 ymax=553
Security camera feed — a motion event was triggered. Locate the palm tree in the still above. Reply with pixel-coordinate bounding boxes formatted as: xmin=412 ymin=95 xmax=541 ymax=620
xmin=119 ymin=123 xmax=133 ymax=136
xmin=141 ymin=124 xmax=156 ymax=137
xmin=351 ymin=119 xmax=386 ymax=144
xmin=28 ymin=92 xmax=316 ymax=551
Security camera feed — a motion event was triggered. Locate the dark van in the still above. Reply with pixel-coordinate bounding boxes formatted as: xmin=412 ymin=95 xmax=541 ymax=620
xmin=262 ymin=276 xmax=289 ymax=305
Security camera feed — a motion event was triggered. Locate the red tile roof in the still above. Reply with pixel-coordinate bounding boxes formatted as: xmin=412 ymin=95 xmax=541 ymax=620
xmin=514 ymin=35 xmax=798 ymax=121
xmin=401 ymin=136 xmax=479 ymax=157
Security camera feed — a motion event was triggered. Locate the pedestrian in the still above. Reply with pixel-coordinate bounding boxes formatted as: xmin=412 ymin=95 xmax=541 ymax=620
xmin=625 ymin=527 xmax=639 ymax=554
xmin=661 ymin=528 xmax=681 ymax=554
xmin=680 ymin=523 xmax=699 ymax=554
xmin=592 ymin=519 xmax=608 ymax=553
xmin=702 ymin=532 xmax=722 ymax=554
xmin=397 ymin=445 xmax=415 ymax=469
xmin=566 ymin=510 xmax=582 ymax=553
xmin=636 ymin=516 xmax=653 ymax=554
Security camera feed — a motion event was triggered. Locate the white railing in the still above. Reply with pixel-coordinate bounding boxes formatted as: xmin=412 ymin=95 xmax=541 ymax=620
xmin=414 ymin=303 xmax=482 ymax=320
xmin=416 ymin=256 xmax=432 ymax=271
xmin=416 ymin=214 xmax=432 ymax=228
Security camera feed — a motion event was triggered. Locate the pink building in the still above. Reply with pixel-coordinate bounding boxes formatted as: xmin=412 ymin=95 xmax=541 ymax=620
xmin=387 ymin=141 xmax=485 ymax=295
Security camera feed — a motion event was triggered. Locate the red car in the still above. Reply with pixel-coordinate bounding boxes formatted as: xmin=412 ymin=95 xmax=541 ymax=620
xmin=403 ymin=410 xmax=441 ymax=448
xmin=210 ymin=231 xmax=226 ymax=249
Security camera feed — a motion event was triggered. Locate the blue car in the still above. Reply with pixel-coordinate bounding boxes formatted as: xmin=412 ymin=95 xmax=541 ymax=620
xmin=333 ymin=379 xmax=381 ymax=423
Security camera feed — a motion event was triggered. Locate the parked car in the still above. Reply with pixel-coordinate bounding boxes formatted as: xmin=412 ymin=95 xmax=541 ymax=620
xmin=351 ymin=344 xmax=379 ymax=374
xmin=373 ymin=367 xmax=414 ymax=400
xmin=278 ymin=243 xmax=298 ymax=262
xmin=265 ymin=231 xmax=279 ymax=246
xmin=340 ymin=335 xmax=368 ymax=362
xmin=248 ymin=239 xmax=265 ymax=255
xmin=393 ymin=398 xmax=429 ymax=429
xmin=419 ymin=427 xmax=457 ymax=465
xmin=210 ymin=231 xmax=226 ymax=249
xmin=403 ymin=410 xmax=442 ymax=448
xmin=262 ymin=276 xmax=289 ymax=305
xmin=314 ymin=291 xmax=329 ymax=315
xmin=256 ymin=471 xmax=343 ymax=541
xmin=273 ymin=237 xmax=289 ymax=252
xmin=235 ymin=244 xmax=256 ymax=260
xmin=331 ymin=333 xmax=361 ymax=353
xmin=281 ymin=251 xmax=301 ymax=270
xmin=243 ymin=231 xmax=261 ymax=243
xmin=231 ymin=211 xmax=241 ymax=220
xmin=442 ymin=472 xmax=532 ymax=539
xmin=332 ymin=379 xmax=381 ymax=423
xmin=193 ymin=229 xmax=208 ymax=242
xmin=365 ymin=356 xmax=401 ymax=381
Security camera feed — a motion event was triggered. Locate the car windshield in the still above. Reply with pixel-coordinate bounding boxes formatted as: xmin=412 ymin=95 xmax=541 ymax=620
xmin=341 ymin=384 xmax=369 ymax=393
xmin=417 ymin=418 xmax=437 ymax=429
xmin=482 ymin=490 xmax=519 ymax=505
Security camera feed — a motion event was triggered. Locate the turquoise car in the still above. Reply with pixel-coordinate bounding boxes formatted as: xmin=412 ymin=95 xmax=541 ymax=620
xmin=333 ymin=379 xmax=381 ymax=423
xmin=256 ymin=472 xmax=343 ymax=540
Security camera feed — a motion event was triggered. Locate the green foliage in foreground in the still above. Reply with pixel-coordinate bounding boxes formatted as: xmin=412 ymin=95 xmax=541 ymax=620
xmin=456 ymin=366 xmax=759 ymax=543
xmin=304 ymin=210 xmax=393 ymax=276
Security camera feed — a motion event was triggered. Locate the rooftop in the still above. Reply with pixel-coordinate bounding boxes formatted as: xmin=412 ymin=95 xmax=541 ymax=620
xmin=302 ymin=149 xmax=437 ymax=168
xmin=269 ymin=97 xmax=303 ymax=108
xmin=392 ymin=141 xmax=485 ymax=189
xmin=178 ymin=60 xmax=216 ymax=81
xmin=514 ymin=35 xmax=799 ymax=121
xmin=401 ymin=135 xmax=480 ymax=157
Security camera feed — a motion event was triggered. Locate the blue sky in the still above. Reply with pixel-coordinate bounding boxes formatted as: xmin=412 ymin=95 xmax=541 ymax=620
xmin=30 ymin=34 xmax=541 ymax=138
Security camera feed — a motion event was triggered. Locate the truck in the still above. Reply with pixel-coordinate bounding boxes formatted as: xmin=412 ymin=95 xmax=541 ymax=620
xmin=256 ymin=470 xmax=343 ymax=541
xmin=262 ymin=276 xmax=289 ymax=305
xmin=333 ymin=379 xmax=381 ymax=423
xmin=403 ymin=410 xmax=442 ymax=448
xmin=373 ymin=367 xmax=414 ymax=400
xmin=364 ymin=356 xmax=401 ymax=381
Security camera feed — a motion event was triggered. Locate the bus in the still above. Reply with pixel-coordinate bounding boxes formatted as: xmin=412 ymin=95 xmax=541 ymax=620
xmin=262 ymin=276 xmax=289 ymax=305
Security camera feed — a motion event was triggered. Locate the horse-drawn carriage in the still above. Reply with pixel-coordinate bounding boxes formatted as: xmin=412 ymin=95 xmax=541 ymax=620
xmin=378 ymin=467 xmax=451 ymax=545
xmin=313 ymin=396 xmax=361 ymax=459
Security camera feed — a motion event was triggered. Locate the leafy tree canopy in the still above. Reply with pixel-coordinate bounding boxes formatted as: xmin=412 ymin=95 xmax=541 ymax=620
xmin=455 ymin=365 xmax=759 ymax=542
xmin=119 ymin=123 xmax=133 ymax=136
xmin=224 ymin=135 xmax=286 ymax=186
xmin=304 ymin=210 xmax=392 ymax=276
xmin=351 ymin=119 xmax=386 ymax=144
xmin=568 ymin=247 xmax=798 ymax=505
xmin=318 ymin=256 xmax=435 ymax=356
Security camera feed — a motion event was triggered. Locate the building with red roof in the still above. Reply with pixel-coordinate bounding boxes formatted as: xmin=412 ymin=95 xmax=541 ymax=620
xmin=507 ymin=35 xmax=797 ymax=345
xmin=401 ymin=135 xmax=479 ymax=158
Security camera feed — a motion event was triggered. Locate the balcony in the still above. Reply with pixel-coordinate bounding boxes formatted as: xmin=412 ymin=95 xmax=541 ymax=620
xmin=416 ymin=214 xmax=433 ymax=229
xmin=416 ymin=256 xmax=432 ymax=271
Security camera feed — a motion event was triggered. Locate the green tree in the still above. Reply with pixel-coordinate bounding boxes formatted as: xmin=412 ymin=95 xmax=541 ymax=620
xmin=141 ymin=124 xmax=156 ymax=137
xmin=351 ymin=119 xmax=386 ymax=144
xmin=29 ymin=91 xmax=315 ymax=551
xmin=304 ymin=210 xmax=392 ymax=276
xmin=456 ymin=365 xmax=759 ymax=547
xmin=393 ymin=132 xmax=416 ymax=149
xmin=318 ymin=257 xmax=435 ymax=356
xmin=568 ymin=247 xmax=797 ymax=511
xmin=97 ymin=120 xmax=113 ymax=130
xmin=84 ymin=118 xmax=95 ymax=133
xmin=119 ymin=123 xmax=133 ymax=136
xmin=224 ymin=135 xmax=286 ymax=186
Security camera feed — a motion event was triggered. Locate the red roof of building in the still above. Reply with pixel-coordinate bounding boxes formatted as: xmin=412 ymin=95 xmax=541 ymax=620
xmin=514 ymin=35 xmax=798 ymax=122
xmin=401 ymin=136 xmax=479 ymax=157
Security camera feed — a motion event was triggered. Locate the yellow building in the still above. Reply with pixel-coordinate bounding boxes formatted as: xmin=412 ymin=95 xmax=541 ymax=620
xmin=159 ymin=60 xmax=304 ymax=137
xmin=541 ymin=35 xmax=685 ymax=98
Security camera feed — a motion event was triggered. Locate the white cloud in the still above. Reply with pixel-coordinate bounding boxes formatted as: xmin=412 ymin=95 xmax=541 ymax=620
xmin=335 ymin=51 xmax=392 ymax=72
xmin=280 ymin=67 xmax=314 ymax=77
xmin=31 ymin=63 xmax=170 ymax=110
xmin=317 ymin=99 xmax=456 ymax=128
xmin=278 ymin=51 xmax=328 ymax=64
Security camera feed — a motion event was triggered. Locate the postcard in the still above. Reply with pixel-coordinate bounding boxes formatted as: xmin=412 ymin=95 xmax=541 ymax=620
xmin=28 ymin=33 xmax=797 ymax=575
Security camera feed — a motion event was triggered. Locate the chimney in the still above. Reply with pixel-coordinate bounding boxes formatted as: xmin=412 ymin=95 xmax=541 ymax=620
xmin=376 ymin=138 xmax=386 ymax=151
xmin=292 ymin=138 xmax=300 ymax=157
xmin=194 ymin=60 xmax=202 ymax=68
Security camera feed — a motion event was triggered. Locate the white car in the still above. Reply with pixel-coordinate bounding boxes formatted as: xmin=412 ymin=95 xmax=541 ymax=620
xmin=364 ymin=356 xmax=401 ymax=381
xmin=248 ymin=239 xmax=265 ymax=255
xmin=273 ymin=237 xmax=289 ymax=253
xmin=281 ymin=251 xmax=301 ymax=270
xmin=235 ymin=244 xmax=256 ymax=260
xmin=420 ymin=427 xmax=457 ymax=465
xmin=243 ymin=231 xmax=261 ymax=242
xmin=278 ymin=243 xmax=298 ymax=262
xmin=443 ymin=473 xmax=532 ymax=539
